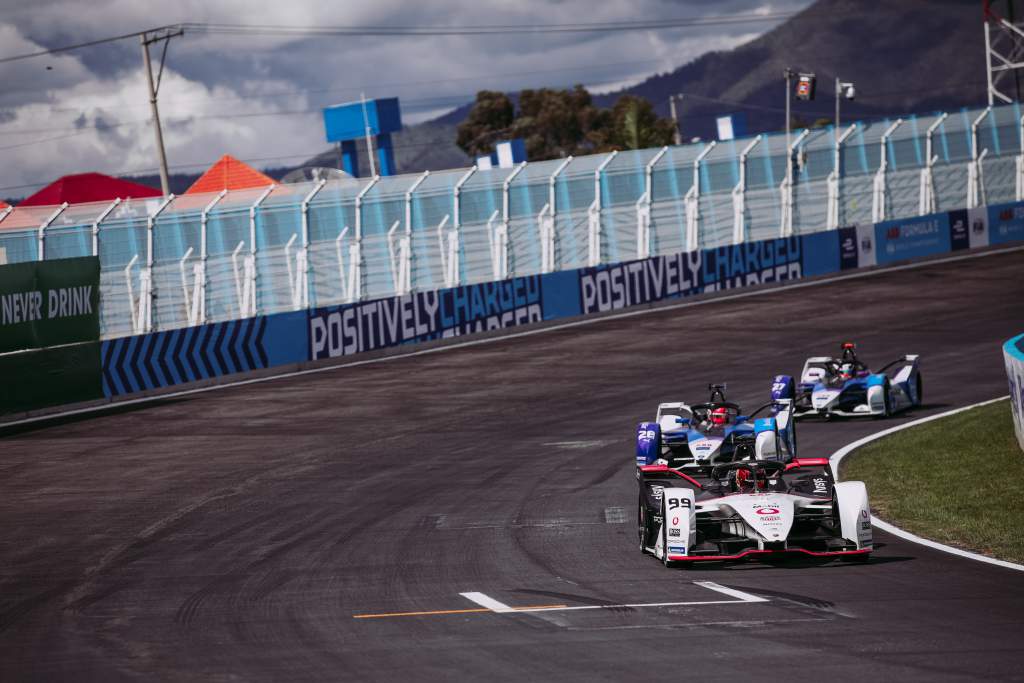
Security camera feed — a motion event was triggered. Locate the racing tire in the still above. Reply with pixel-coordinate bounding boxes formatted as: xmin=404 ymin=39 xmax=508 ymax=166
xmin=914 ymin=374 xmax=923 ymax=407
xmin=873 ymin=379 xmax=892 ymax=419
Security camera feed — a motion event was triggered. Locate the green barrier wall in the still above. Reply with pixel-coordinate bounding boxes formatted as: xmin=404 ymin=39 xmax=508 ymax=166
xmin=0 ymin=342 xmax=102 ymax=415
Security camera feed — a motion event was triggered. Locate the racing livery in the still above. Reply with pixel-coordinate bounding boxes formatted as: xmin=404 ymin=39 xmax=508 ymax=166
xmin=635 ymin=384 xmax=797 ymax=469
xmin=637 ymin=459 xmax=872 ymax=564
xmin=774 ymin=343 xmax=922 ymax=418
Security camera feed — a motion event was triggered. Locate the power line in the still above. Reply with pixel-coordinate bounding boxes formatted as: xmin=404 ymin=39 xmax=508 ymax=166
xmin=0 ymin=11 xmax=797 ymax=65
xmin=0 ymin=24 xmax=183 ymax=64
xmin=188 ymin=12 xmax=798 ymax=37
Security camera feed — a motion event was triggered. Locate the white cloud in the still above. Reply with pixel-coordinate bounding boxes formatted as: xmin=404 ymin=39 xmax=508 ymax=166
xmin=0 ymin=1 xmax=811 ymax=198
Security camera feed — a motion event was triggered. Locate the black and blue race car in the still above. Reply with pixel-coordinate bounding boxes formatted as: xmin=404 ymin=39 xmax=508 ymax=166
xmin=773 ymin=343 xmax=922 ymax=418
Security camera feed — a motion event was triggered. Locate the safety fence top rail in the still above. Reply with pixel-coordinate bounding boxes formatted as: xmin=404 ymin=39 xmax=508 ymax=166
xmin=0 ymin=100 xmax=1021 ymax=341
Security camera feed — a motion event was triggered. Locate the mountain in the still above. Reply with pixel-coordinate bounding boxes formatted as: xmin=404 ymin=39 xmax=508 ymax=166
xmin=596 ymin=0 xmax=989 ymax=140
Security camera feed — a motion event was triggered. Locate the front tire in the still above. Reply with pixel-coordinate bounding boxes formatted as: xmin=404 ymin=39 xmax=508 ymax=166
xmin=883 ymin=379 xmax=892 ymax=417
xmin=661 ymin=499 xmax=673 ymax=568
xmin=914 ymin=374 xmax=923 ymax=407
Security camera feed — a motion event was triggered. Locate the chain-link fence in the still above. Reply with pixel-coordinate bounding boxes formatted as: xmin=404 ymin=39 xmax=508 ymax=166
xmin=1 ymin=102 xmax=1020 ymax=340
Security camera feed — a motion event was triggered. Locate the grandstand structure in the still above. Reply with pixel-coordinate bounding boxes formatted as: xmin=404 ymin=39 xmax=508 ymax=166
xmin=0 ymin=102 xmax=1020 ymax=340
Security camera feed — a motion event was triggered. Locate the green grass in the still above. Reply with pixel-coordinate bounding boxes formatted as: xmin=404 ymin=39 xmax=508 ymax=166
xmin=840 ymin=399 xmax=1024 ymax=564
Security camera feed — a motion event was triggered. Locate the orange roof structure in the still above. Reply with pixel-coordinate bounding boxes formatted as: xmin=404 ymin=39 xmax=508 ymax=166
xmin=185 ymin=155 xmax=276 ymax=194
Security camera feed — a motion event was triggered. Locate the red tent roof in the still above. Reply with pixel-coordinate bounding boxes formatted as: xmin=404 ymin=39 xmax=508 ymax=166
xmin=19 ymin=173 xmax=162 ymax=207
xmin=186 ymin=155 xmax=276 ymax=194
xmin=0 ymin=200 xmax=9 ymax=210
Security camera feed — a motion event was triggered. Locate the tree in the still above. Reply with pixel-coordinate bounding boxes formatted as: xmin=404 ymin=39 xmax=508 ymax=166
xmin=455 ymin=86 xmax=676 ymax=161
xmin=599 ymin=95 xmax=676 ymax=151
xmin=455 ymin=91 xmax=515 ymax=158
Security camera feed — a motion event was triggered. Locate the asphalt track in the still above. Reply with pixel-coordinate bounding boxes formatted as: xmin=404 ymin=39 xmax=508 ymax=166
xmin=2 ymin=250 xmax=1023 ymax=682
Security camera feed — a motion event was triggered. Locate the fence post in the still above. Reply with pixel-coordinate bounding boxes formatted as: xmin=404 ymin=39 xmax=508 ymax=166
xmin=145 ymin=195 xmax=174 ymax=331
xmin=686 ymin=141 xmax=716 ymax=251
xmin=247 ymin=185 xmax=275 ymax=317
xmin=450 ymin=166 xmax=476 ymax=287
xmin=37 ymin=202 xmax=68 ymax=261
xmin=638 ymin=147 xmax=668 ymax=259
xmin=92 ymin=198 xmax=120 ymax=257
xmin=827 ymin=125 xmax=857 ymax=229
xmin=353 ymin=175 xmax=380 ymax=302
xmin=299 ymin=178 xmax=327 ymax=310
xmin=968 ymin=107 xmax=992 ymax=209
xmin=732 ymin=135 xmax=762 ymax=244
xmin=871 ymin=120 xmax=903 ymax=223
xmin=540 ymin=157 xmax=573 ymax=270
xmin=200 ymin=189 xmax=227 ymax=324
xmin=780 ymin=129 xmax=809 ymax=237
xmin=501 ymin=162 xmax=527 ymax=277
xmin=485 ymin=210 xmax=502 ymax=279
xmin=1016 ymin=115 xmax=1024 ymax=201
xmin=403 ymin=170 xmax=430 ymax=294
xmin=589 ymin=150 xmax=618 ymax=266
xmin=919 ymin=113 xmax=948 ymax=215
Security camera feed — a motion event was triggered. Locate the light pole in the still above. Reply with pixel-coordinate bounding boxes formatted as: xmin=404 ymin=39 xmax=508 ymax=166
xmin=669 ymin=93 xmax=683 ymax=145
xmin=784 ymin=68 xmax=794 ymax=152
xmin=835 ymin=78 xmax=856 ymax=142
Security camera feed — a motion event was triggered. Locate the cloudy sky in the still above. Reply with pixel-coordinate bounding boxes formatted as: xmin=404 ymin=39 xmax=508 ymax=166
xmin=0 ymin=0 xmax=812 ymax=199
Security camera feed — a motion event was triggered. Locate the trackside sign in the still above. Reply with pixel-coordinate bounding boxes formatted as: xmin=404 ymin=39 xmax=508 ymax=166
xmin=0 ymin=256 xmax=100 ymax=353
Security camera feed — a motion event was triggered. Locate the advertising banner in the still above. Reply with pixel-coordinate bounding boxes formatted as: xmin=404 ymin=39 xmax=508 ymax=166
xmin=988 ymin=203 xmax=1024 ymax=244
xmin=309 ymin=276 xmax=546 ymax=360
xmin=874 ymin=213 xmax=951 ymax=265
xmin=0 ymin=256 xmax=100 ymax=353
xmin=1004 ymin=333 xmax=1024 ymax=454
xmin=578 ymin=237 xmax=802 ymax=315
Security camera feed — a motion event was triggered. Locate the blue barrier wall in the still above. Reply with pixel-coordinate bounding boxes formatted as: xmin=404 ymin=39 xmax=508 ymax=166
xmin=98 ymin=200 xmax=1022 ymax=400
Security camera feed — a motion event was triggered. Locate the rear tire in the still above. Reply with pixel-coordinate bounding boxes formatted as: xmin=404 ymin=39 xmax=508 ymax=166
xmin=883 ymin=379 xmax=892 ymax=417
xmin=915 ymin=374 xmax=923 ymax=407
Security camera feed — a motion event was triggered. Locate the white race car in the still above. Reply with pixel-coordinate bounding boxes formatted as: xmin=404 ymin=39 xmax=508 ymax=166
xmin=637 ymin=459 xmax=872 ymax=565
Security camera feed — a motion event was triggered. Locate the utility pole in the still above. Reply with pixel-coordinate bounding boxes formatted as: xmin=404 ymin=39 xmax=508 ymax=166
xmin=141 ymin=27 xmax=183 ymax=196
xmin=669 ymin=93 xmax=682 ymax=145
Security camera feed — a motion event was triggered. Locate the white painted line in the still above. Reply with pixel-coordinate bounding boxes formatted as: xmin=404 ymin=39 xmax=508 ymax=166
xmin=4 ymin=244 xmax=1022 ymax=430
xmin=693 ymin=581 xmax=770 ymax=603
xmin=831 ymin=395 xmax=1024 ymax=573
xmin=459 ymin=591 xmax=516 ymax=613
xmin=515 ymin=599 xmax=752 ymax=612
xmin=462 ymin=581 xmax=770 ymax=615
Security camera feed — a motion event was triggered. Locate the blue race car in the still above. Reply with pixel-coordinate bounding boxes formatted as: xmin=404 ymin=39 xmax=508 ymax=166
xmin=636 ymin=384 xmax=797 ymax=469
xmin=773 ymin=343 xmax=922 ymax=418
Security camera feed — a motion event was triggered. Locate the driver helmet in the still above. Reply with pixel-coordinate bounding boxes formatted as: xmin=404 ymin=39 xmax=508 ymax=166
xmin=838 ymin=362 xmax=855 ymax=380
xmin=734 ymin=467 xmax=765 ymax=492
xmin=710 ymin=406 xmax=729 ymax=426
